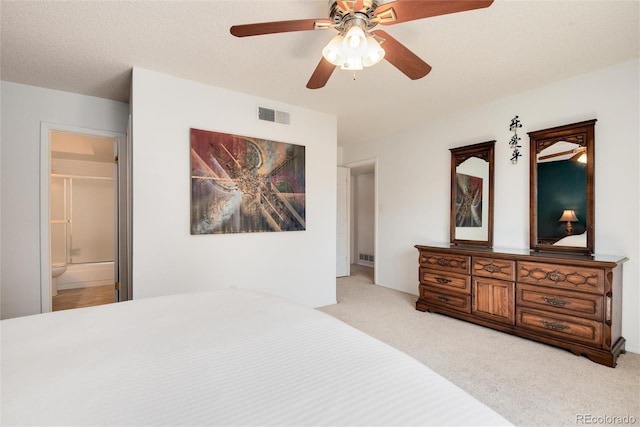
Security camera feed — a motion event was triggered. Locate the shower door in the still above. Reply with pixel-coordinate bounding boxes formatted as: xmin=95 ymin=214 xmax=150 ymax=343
xmin=50 ymin=177 xmax=70 ymax=265
xmin=51 ymin=176 xmax=115 ymax=265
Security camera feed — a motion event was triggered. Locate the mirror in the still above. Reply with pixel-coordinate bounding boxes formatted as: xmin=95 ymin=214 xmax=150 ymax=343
xmin=450 ymin=140 xmax=495 ymax=247
xmin=528 ymin=120 xmax=595 ymax=254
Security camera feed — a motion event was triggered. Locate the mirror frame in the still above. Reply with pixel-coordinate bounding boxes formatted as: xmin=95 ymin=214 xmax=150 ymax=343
xmin=528 ymin=119 xmax=596 ymax=255
xmin=450 ymin=140 xmax=495 ymax=248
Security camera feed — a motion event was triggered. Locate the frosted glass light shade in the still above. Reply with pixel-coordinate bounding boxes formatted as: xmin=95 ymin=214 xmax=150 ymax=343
xmin=322 ymin=35 xmax=346 ymax=66
xmin=342 ymin=26 xmax=368 ymax=57
xmin=362 ymin=36 xmax=385 ymax=67
xmin=341 ymin=56 xmax=364 ymax=70
xmin=322 ymin=28 xmax=384 ymax=71
xmin=344 ymin=25 xmax=366 ymax=48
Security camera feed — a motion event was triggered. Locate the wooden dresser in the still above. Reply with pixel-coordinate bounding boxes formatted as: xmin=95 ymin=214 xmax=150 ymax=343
xmin=415 ymin=244 xmax=627 ymax=367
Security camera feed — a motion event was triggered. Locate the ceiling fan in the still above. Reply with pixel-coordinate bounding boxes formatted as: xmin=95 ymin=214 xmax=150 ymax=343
xmin=230 ymin=0 xmax=494 ymax=89
xmin=539 ymin=146 xmax=587 ymax=162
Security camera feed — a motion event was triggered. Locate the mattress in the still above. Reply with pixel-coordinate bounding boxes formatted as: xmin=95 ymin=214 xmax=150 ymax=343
xmin=1 ymin=288 xmax=511 ymax=426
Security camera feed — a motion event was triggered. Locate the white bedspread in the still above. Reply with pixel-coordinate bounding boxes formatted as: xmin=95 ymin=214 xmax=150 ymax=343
xmin=1 ymin=289 xmax=511 ymax=426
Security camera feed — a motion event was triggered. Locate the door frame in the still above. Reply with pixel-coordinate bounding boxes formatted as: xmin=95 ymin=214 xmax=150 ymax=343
xmin=39 ymin=122 xmax=129 ymax=312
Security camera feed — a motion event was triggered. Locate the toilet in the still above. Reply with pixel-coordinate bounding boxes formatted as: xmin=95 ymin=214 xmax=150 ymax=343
xmin=51 ymin=263 xmax=67 ymax=297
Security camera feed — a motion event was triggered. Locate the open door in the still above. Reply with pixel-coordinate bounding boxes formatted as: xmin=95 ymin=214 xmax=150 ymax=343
xmin=336 ymin=167 xmax=349 ymax=277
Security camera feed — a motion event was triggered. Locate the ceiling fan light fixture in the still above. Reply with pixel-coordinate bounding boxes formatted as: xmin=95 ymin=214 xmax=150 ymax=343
xmin=362 ymin=36 xmax=385 ymax=67
xmin=322 ymin=35 xmax=346 ymax=66
xmin=344 ymin=24 xmax=367 ymax=49
xmin=342 ymin=25 xmax=368 ymax=57
xmin=341 ymin=56 xmax=364 ymax=70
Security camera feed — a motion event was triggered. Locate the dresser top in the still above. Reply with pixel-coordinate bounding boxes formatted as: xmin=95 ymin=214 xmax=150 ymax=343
xmin=415 ymin=243 xmax=627 ymax=266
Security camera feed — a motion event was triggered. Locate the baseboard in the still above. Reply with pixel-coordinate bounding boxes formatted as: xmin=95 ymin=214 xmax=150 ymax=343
xmin=356 ymin=261 xmax=374 ymax=268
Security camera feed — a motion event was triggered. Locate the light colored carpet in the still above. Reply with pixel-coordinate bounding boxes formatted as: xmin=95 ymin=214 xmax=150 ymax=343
xmin=319 ymin=265 xmax=639 ymax=427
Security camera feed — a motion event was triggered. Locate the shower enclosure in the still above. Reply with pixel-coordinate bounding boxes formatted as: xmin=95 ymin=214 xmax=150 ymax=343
xmin=50 ymin=157 xmax=116 ymax=291
xmin=51 ymin=175 xmax=115 ymax=266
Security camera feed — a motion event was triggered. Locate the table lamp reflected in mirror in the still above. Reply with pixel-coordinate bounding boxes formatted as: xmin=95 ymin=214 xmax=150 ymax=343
xmin=559 ymin=209 xmax=579 ymax=236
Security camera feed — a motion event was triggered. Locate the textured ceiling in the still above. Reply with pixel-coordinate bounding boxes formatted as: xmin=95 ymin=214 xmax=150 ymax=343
xmin=1 ymin=0 xmax=638 ymax=146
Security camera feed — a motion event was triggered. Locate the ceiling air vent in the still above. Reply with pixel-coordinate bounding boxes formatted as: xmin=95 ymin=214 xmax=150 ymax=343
xmin=258 ymin=106 xmax=290 ymax=125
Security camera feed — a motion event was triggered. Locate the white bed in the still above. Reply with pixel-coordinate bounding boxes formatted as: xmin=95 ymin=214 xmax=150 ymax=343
xmin=1 ymin=289 xmax=511 ymax=426
xmin=553 ymin=232 xmax=587 ymax=247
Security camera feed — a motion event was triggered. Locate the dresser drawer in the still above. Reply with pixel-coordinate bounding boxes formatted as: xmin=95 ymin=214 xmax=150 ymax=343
xmin=419 ymin=286 xmax=471 ymax=314
xmin=419 ymin=268 xmax=470 ymax=294
xmin=516 ymin=284 xmax=603 ymax=321
xmin=419 ymin=251 xmax=470 ymax=274
xmin=516 ymin=307 xmax=602 ymax=347
xmin=472 ymin=257 xmax=515 ymax=281
xmin=517 ymin=261 xmax=604 ymax=294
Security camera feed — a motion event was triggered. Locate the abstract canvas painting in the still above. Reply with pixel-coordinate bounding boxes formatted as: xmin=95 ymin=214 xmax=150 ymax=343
xmin=455 ymin=173 xmax=483 ymax=227
xmin=190 ymin=128 xmax=306 ymax=234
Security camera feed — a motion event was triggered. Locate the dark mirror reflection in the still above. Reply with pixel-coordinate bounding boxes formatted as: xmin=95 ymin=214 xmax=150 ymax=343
xmin=536 ymin=140 xmax=587 ymax=247
xmin=529 ymin=120 xmax=595 ymax=254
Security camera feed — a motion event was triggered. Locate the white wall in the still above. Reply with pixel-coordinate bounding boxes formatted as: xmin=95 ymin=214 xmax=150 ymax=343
xmin=341 ymin=59 xmax=640 ymax=353
xmin=0 ymin=82 xmax=129 ymax=318
xmin=131 ymin=68 xmax=337 ymax=308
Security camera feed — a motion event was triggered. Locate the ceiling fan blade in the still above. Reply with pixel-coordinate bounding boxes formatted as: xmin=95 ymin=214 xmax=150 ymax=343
xmin=374 ymin=0 xmax=494 ymax=25
xmin=336 ymin=0 xmax=365 ymax=13
xmin=337 ymin=0 xmax=351 ymax=12
xmin=372 ymin=30 xmax=431 ymax=80
xmin=539 ymin=146 xmax=586 ymax=161
xmin=307 ymin=57 xmax=336 ymax=89
xmin=230 ymin=18 xmax=333 ymax=37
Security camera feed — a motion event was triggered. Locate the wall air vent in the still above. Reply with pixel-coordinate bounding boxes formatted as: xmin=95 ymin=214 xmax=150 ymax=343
xmin=258 ymin=106 xmax=290 ymax=125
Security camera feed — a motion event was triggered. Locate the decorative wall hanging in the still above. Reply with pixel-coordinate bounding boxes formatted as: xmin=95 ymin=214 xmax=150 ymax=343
xmin=190 ymin=128 xmax=306 ymax=234
xmin=509 ymin=115 xmax=523 ymax=164
xmin=455 ymin=173 xmax=483 ymax=227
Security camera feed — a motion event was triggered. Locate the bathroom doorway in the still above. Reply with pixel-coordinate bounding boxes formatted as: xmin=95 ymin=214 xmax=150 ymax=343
xmin=40 ymin=123 xmax=129 ymax=312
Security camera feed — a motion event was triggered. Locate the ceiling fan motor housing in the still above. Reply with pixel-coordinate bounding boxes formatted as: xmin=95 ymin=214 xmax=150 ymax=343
xmin=329 ymin=0 xmax=380 ymax=34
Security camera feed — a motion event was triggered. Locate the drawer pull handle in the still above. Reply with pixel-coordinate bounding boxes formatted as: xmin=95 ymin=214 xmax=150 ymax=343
xmin=436 ymin=277 xmax=452 ymax=284
xmin=547 ymin=271 xmax=561 ymax=282
xmin=542 ymin=296 xmax=569 ymax=307
xmin=436 ymin=295 xmax=451 ymax=303
xmin=541 ymin=320 xmax=569 ymax=331
xmin=437 ymin=258 xmax=449 ymax=267
xmin=485 ymin=264 xmax=498 ymax=273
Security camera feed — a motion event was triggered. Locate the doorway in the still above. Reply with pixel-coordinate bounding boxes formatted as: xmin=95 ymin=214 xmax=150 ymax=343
xmin=40 ymin=123 xmax=129 ymax=312
xmin=346 ymin=159 xmax=377 ymax=283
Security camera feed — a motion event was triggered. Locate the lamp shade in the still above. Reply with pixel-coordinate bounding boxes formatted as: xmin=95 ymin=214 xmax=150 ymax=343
xmin=343 ymin=25 xmax=367 ymax=50
xmin=576 ymin=153 xmax=587 ymax=164
xmin=362 ymin=36 xmax=385 ymax=67
xmin=559 ymin=209 xmax=579 ymax=222
xmin=322 ymin=35 xmax=345 ymax=66
xmin=322 ymin=24 xmax=385 ymax=71
xmin=341 ymin=56 xmax=364 ymax=70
